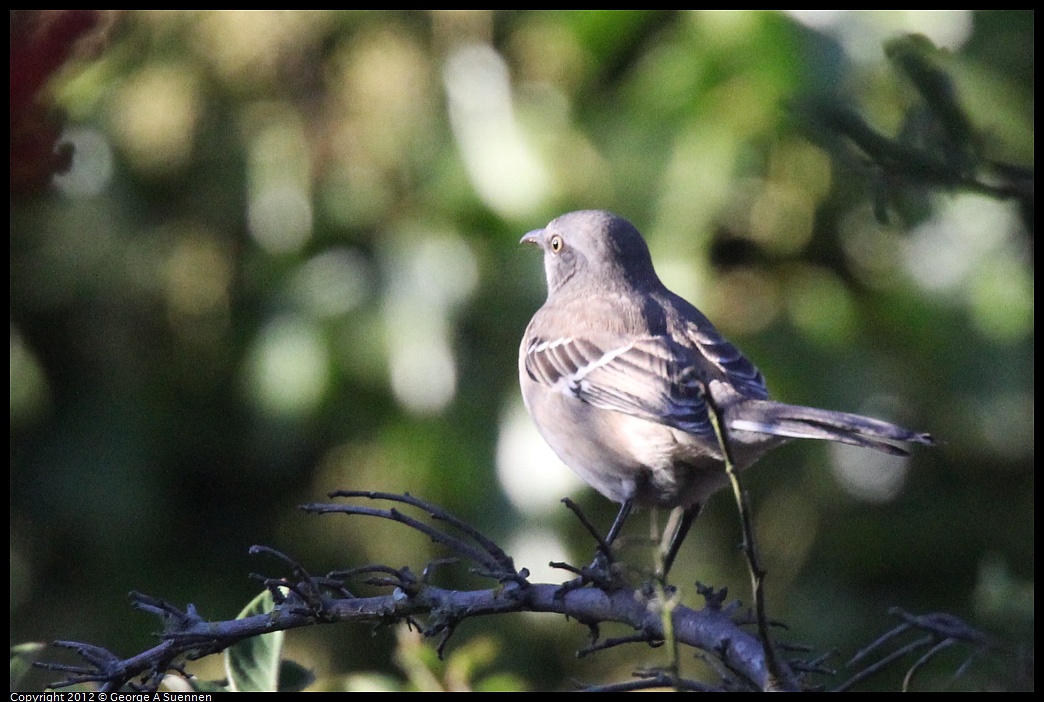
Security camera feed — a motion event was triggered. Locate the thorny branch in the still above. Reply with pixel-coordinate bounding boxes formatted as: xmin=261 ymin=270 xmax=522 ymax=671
xmin=33 ymin=492 xmax=1005 ymax=692
xmin=36 ymin=492 xmax=771 ymax=692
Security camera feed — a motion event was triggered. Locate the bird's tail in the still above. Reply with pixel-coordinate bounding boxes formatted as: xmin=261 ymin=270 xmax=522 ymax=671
xmin=710 ymin=382 xmax=934 ymax=456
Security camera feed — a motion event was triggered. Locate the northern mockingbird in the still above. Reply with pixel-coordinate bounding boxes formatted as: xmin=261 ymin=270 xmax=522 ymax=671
xmin=519 ymin=210 xmax=933 ymax=575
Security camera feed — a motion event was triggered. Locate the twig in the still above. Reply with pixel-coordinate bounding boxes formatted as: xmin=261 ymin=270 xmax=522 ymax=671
xmin=836 ymin=608 xmax=999 ymax=692
xmin=301 ymin=493 xmax=520 ymax=583
xmin=578 ymin=670 xmax=718 ymax=692
xmin=576 ymin=633 xmax=664 ymax=658
xmin=328 ymin=491 xmax=515 ymax=571
xmin=703 ymin=381 xmax=799 ymax=692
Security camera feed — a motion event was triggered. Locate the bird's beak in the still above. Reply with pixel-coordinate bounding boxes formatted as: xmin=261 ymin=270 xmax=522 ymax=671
xmin=520 ymin=229 xmax=543 ymax=246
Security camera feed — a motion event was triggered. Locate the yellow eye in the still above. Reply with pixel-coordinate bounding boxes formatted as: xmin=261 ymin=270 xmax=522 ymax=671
xmin=550 ymin=234 xmax=564 ymax=253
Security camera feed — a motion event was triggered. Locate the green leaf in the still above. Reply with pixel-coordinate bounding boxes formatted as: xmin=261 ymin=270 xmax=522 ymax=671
xmin=224 ymin=589 xmax=285 ymax=692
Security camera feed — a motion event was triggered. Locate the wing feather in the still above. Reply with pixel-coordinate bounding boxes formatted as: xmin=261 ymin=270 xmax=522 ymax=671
xmin=524 ymin=334 xmax=716 ymax=436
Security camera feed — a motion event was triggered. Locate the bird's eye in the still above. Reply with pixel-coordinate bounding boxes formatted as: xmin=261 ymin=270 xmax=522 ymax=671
xmin=550 ymin=235 xmax=564 ymax=253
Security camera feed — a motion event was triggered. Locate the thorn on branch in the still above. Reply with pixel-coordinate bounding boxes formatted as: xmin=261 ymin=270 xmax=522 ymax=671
xmin=129 ymin=591 xmax=206 ymax=635
xmin=696 ymin=582 xmax=729 ymax=610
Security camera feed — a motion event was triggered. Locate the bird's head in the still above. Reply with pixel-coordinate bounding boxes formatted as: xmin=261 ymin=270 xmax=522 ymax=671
xmin=521 ymin=210 xmax=659 ymax=296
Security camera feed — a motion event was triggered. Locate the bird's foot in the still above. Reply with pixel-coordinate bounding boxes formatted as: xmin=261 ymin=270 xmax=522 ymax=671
xmin=551 ymin=549 xmax=626 ymax=596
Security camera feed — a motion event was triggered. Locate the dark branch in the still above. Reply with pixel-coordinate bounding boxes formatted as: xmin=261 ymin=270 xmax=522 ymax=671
xmin=34 ymin=493 xmax=1003 ymax=693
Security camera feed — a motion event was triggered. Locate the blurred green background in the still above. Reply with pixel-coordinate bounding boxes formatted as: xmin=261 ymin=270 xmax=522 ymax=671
xmin=10 ymin=10 xmax=1033 ymax=691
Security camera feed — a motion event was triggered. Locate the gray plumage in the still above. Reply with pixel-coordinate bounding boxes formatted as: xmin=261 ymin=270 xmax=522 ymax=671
xmin=519 ymin=210 xmax=933 ymax=570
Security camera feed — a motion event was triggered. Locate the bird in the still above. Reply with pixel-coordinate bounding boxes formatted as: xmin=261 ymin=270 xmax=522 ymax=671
xmin=518 ymin=210 xmax=933 ymax=577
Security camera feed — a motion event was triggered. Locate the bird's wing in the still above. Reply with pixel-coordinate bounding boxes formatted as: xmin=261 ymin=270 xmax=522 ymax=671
xmin=663 ymin=300 xmax=772 ymax=403
xmin=522 ymin=333 xmax=717 ymax=436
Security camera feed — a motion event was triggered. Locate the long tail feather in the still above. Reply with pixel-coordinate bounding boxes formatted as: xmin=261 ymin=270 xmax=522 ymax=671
xmin=726 ymin=399 xmax=934 ymax=456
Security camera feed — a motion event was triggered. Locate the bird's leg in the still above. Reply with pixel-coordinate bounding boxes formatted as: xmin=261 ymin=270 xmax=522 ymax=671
xmin=590 ymin=499 xmax=633 ymax=569
xmin=584 ymin=499 xmax=630 ymax=585
xmin=602 ymin=500 xmax=633 ymax=551
xmin=657 ymin=503 xmax=703 ymax=580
